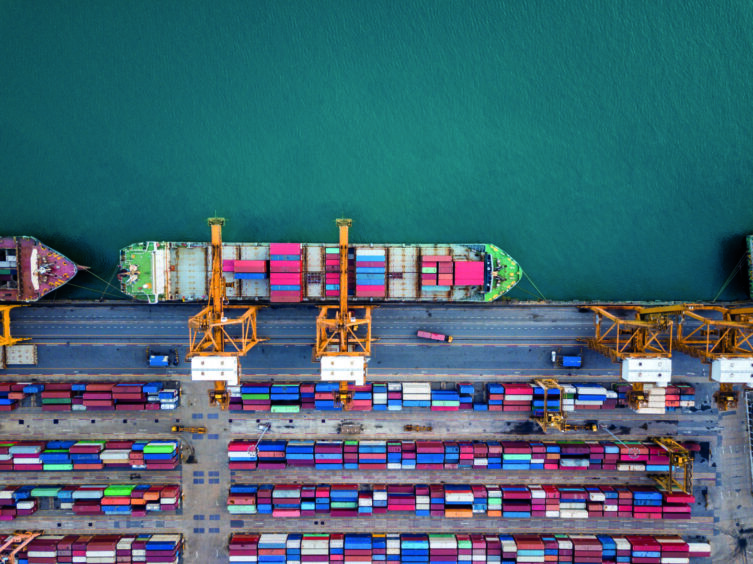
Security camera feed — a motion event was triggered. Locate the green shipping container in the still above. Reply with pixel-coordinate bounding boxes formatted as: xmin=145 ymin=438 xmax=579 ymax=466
xmin=31 ymin=486 xmax=61 ymax=497
xmin=227 ymin=505 xmax=258 ymax=514
xmin=331 ymin=501 xmax=357 ymax=509
xmin=43 ymin=463 xmax=74 ymax=471
xmin=143 ymin=444 xmax=176 ymax=454
xmin=421 ymin=267 xmax=437 ymax=274
xmin=105 ymin=485 xmax=136 ymax=497
xmin=271 ymin=405 xmax=300 ymax=413
xmin=242 ymin=394 xmax=270 ymax=400
xmin=41 ymin=398 xmax=72 ymax=405
xmin=503 ymin=454 xmax=532 ymax=461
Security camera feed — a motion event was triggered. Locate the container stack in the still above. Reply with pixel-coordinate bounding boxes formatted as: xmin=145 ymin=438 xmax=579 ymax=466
xmin=616 ymin=384 xmax=697 ymax=412
xmin=0 ymin=440 xmax=180 ymax=471
xmin=28 ymin=382 xmax=179 ymax=411
xmin=355 ymin=248 xmax=386 ymax=297
xmin=421 ymin=254 xmax=452 ymax=289
xmin=453 ymin=260 xmax=485 ymax=286
xmin=224 ymin=259 xmax=267 ymax=281
xmin=0 ymin=382 xmax=25 ymax=411
xmin=324 ymin=247 xmax=340 ymax=298
xmin=227 ymin=483 xmax=692 ymax=520
xmin=0 ymin=483 xmax=181 ymax=519
xmin=431 ymin=388 xmax=460 ymax=411
xmin=269 ymin=243 xmax=302 ymax=303
xmin=226 ymin=380 xmax=695 ymax=413
xmin=227 ymin=533 xmax=711 ymax=563
xmin=228 ymin=439 xmax=678 ymax=473
xmin=402 ymin=383 xmax=431 ymax=407
xmin=10 ymin=533 xmax=183 ymax=564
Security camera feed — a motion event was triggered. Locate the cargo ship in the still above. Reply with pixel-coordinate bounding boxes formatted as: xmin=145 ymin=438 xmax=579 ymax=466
xmin=118 ymin=240 xmax=521 ymax=304
xmin=0 ymin=236 xmax=78 ymax=302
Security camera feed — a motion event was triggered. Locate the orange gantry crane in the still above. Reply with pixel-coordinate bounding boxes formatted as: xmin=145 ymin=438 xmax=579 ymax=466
xmin=583 ymin=305 xmax=673 ymax=409
xmin=584 ymin=304 xmax=753 ymax=411
xmin=0 ymin=531 xmax=42 ymax=564
xmin=186 ymin=217 xmax=265 ymax=409
xmin=0 ymin=305 xmax=27 ymax=348
xmin=314 ymin=218 xmax=373 ymax=409
xmin=0 ymin=305 xmax=28 ymax=370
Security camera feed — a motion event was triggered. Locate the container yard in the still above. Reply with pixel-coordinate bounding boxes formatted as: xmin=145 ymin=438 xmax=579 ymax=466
xmin=2 ymin=302 xmax=751 ymax=563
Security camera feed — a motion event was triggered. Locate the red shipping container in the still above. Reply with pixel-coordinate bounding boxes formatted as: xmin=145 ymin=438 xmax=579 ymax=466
xmin=222 ymin=259 xmax=235 ymax=272
xmin=234 ymin=260 xmax=266 ymax=273
xmin=422 ymin=255 xmax=452 ymax=262
xmin=270 ymin=272 xmax=301 ymax=284
xmin=270 ymin=243 xmax=301 ymax=255
xmin=270 ymin=262 xmax=301 ymax=273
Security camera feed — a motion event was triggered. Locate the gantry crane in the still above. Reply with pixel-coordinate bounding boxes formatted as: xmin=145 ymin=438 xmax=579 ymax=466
xmin=648 ymin=437 xmax=693 ymax=495
xmin=0 ymin=530 xmax=42 ymax=564
xmin=0 ymin=305 xmax=28 ymax=370
xmin=186 ymin=218 xmax=265 ymax=409
xmin=0 ymin=306 xmax=26 ymax=348
xmin=585 ymin=304 xmax=753 ymax=411
xmin=314 ymin=219 xmax=373 ymax=409
xmin=531 ymin=378 xmax=597 ymax=433
xmin=667 ymin=304 xmax=753 ymax=411
xmin=583 ymin=306 xmax=673 ymax=409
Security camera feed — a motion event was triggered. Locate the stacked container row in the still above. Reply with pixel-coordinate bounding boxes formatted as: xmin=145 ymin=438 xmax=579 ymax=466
xmin=227 ymin=439 xmax=683 ymax=472
xmin=324 ymin=247 xmax=340 ymax=298
xmin=227 ymin=483 xmax=694 ymax=520
xmin=0 ymin=484 xmax=180 ymax=520
xmin=0 ymin=440 xmax=180 ymax=471
xmin=421 ymin=254 xmax=452 ymax=289
xmin=224 ymin=259 xmax=268 ymax=280
xmin=228 ymin=533 xmax=711 ymax=564
xmin=487 ymin=383 xmax=620 ymax=413
xmin=615 ymin=384 xmax=697 ymax=414
xmin=355 ymin=248 xmax=386 ymax=297
xmin=270 ymin=243 xmax=302 ymax=303
xmin=0 ymin=381 xmax=179 ymax=412
xmin=6 ymin=533 xmax=182 ymax=564
xmin=226 ymin=381 xmax=696 ymax=412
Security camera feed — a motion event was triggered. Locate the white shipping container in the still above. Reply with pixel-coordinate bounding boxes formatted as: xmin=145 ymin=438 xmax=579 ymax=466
xmin=13 ymin=457 xmax=42 ymax=464
xmin=660 ymin=559 xmax=689 ymax=564
xmin=560 ymin=509 xmax=589 ymax=519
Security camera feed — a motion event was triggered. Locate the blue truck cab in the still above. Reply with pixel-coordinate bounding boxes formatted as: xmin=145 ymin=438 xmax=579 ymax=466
xmin=552 ymin=349 xmax=582 ymax=368
xmin=147 ymin=347 xmax=178 ymax=367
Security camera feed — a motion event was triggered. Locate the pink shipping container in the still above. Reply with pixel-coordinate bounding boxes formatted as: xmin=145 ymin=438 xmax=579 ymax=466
xmin=270 ymin=243 xmax=302 ymax=255
xmin=270 ymin=262 xmax=301 ymax=273
xmin=234 ymin=260 xmax=267 ymax=273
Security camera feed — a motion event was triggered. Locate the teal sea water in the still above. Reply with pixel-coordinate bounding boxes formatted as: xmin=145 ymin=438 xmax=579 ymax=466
xmin=1 ymin=0 xmax=752 ymax=301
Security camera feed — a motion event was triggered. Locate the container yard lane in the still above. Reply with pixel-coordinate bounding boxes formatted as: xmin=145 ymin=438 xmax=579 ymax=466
xmin=0 ymin=302 xmax=740 ymax=562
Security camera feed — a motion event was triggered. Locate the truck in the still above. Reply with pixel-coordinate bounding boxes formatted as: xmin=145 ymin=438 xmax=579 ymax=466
xmin=404 ymin=424 xmax=433 ymax=432
xmin=417 ymin=330 xmax=453 ymax=343
xmin=1 ymin=344 xmax=38 ymax=369
xmin=552 ymin=349 xmax=582 ymax=369
xmin=147 ymin=347 xmax=179 ymax=367
xmin=171 ymin=425 xmax=206 ymax=434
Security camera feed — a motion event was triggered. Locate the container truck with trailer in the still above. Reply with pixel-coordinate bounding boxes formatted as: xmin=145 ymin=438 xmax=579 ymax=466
xmin=416 ymin=330 xmax=453 ymax=343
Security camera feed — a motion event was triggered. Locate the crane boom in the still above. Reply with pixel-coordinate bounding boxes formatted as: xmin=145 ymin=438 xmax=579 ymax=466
xmin=187 ymin=218 xmax=265 ymax=409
